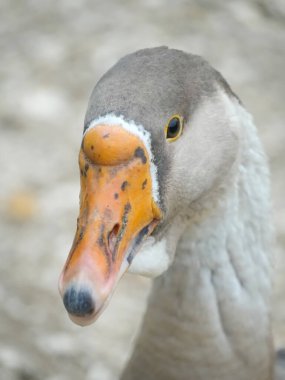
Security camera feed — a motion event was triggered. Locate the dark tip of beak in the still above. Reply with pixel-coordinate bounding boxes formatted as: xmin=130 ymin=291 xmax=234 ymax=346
xmin=63 ymin=286 xmax=95 ymax=317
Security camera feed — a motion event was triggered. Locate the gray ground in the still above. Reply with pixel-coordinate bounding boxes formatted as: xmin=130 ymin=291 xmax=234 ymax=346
xmin=0 ymin=1 xmax=284 ymax=379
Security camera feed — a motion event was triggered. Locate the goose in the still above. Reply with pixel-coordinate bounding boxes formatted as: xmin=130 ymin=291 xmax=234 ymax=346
xmin=59 ymin=47 xmax=280 ymax=380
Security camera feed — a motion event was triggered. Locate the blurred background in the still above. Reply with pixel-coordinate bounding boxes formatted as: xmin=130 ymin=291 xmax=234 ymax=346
xmin=0 ymin=0 xmax=284 ymax=379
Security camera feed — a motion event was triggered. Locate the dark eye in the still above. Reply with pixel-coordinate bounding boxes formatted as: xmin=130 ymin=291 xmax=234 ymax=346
xmin=164 ymin=115 xmax=184 ymax=142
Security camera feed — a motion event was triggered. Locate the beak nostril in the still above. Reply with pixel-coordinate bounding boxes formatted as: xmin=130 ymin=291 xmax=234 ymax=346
xmin=108 ymin=223 xmax=120 ymax=253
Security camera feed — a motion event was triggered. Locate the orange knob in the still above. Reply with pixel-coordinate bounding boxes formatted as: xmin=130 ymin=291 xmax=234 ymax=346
xmin=82 ymin=124 xmax=145 ymax=166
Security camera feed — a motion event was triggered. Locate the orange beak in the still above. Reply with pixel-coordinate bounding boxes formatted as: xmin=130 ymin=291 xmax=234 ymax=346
xmin=59 ymin=123 xmax=162 ymax=326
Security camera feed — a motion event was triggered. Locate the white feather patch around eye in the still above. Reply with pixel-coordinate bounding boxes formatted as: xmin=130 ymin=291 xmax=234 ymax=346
xmin=84 ymin=114 xmax=160 ymax=203
xmin=127 ymin=237 xmax=170 ymax=278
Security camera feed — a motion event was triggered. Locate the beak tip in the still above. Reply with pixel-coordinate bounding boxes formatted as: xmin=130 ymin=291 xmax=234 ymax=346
xmin=62 ymin=286 xmax=95 ymax=317
xmin=68 ymin=313 xmax=97 ymax=327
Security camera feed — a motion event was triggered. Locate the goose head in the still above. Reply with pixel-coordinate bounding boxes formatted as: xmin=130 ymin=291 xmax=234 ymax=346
xmin=59 ymin=47 xmax=240 ymax=326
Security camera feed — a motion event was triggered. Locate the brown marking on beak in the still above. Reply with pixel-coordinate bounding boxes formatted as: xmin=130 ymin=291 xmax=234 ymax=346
xmin=59 ymin=124 xmax=162 ymax=324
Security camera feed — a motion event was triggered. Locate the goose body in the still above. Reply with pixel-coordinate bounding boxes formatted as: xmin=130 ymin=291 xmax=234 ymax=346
xmin=59 ymin=47 xmax=276 ymax=379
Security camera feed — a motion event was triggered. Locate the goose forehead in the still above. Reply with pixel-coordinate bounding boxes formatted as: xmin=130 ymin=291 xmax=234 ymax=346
xmin=84 ymin=114 xmax=160 ymax=203
xmin=84 ymin=47 xmax=234 ymax=129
